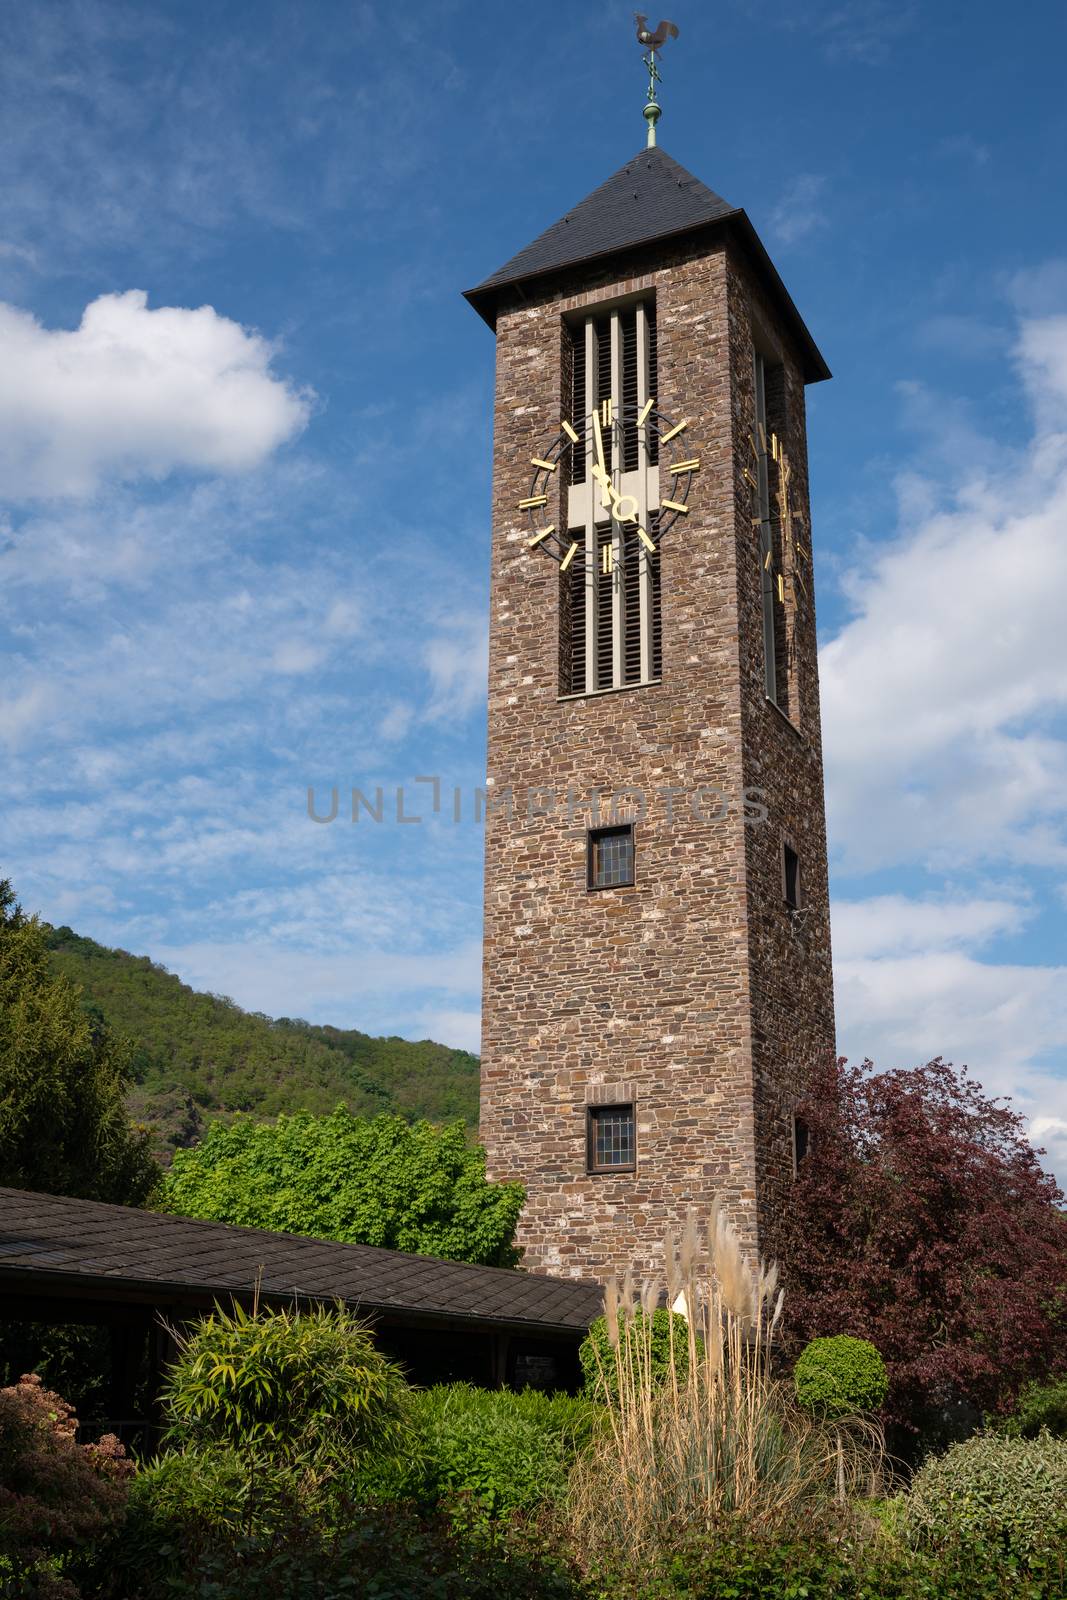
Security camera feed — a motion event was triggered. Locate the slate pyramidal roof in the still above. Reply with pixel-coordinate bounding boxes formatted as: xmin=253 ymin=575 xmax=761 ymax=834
xmin=464 ymin=146 xmax=830 ymax=384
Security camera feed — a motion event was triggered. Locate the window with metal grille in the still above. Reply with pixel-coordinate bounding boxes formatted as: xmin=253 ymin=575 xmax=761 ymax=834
xmin=587 ymin=1103 xmax=636 ymax=1172
xmin=588 ymin=823 xmax=635 ymax=890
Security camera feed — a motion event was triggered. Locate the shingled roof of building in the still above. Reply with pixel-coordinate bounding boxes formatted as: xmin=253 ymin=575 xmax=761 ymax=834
xmin=0 ymin=1186 xmax=604 ymax=1335
xmin=464 ymin=145 xmax=829 ymax=383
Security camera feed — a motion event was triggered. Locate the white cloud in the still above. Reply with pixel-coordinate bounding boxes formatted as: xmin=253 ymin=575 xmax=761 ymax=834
xmin=834 ymin=937 xmax=1067 ymax=1176
xmin=832 ymin=893 xmax=1030 ymax=961
xmin=820 ymin=307 xmax=1067 ymax=875
xmin=0 ymin=290 xmax=311 ymax=499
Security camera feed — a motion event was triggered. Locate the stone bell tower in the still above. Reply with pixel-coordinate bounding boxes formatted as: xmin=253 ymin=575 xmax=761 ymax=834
xmin=465 ymin=106 xmax=836 ymax=1282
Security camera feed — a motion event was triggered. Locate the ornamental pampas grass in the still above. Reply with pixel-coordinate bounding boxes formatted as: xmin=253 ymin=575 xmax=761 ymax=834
xmin=568 ymin=1197 xmax=883 ymax=1578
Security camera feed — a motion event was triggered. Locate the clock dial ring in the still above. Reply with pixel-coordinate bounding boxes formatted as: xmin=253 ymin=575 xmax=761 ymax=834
xmin=520 ymin=403 xmax=698 ymax=569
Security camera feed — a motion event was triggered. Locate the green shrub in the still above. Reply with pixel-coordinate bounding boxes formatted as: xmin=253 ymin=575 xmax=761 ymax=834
xmin=793 ymin=1336 xmax=888 ymax=1419
xmin=1002 ymin=1376 xmax=1067 ymax=1439
xmin=579 ymin=1307 xmax=693 ymax=1401
xmin=639 ymin=1525 xmax=1066 ymax=1599
xmin=104 ymin=1452 xmax=584 ymax=1599
xmin=904 ymin=1431 xmax=1067 ymax=1560
xmin=387 ymin=1383 xmax=598 ymax=1525
xmin=160 ymin=1300 xmax=410 ymax=1466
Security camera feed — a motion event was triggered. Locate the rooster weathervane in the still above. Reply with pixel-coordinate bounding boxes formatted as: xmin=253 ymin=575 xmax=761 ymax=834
xmin=634 ymin=15 xmax=680 ymax=147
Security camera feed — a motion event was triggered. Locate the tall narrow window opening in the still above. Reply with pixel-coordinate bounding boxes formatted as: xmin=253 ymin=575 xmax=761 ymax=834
xmin=560 ymin=300 xmax=661 ymax=695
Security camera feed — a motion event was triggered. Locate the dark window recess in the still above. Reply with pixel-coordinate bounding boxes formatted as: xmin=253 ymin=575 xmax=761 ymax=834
xmin=587 ymin=1104 xmax=636 ymax=1172
xmin=596 ymin=319 xmax=612 ymax=471
xmin=560 ymin=530 xmax=587 ymax=696
xmin=588 ymin=823 xmax=635 ymax=890
xmin=792 ymin=1115 xmax=810 ymax=1172
xmin=570 ymin=325 xmax=586 ymax=486
xmin=647 ymin=305 xmax=659 ymax=464
xmin=621 ymin=307 xmax=639 ymax=470
xmin=783 ymin=842 xmax=801 ymax=910
xmin=595 ymin=523 xmax=613 ymax=690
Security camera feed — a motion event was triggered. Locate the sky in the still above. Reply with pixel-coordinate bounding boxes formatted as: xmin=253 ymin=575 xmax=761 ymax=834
xmin=1 ymin=0 xmax=1066 ymax=1179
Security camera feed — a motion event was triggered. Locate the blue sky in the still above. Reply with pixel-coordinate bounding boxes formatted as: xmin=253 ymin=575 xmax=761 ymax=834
xmin=2 ymin=0 xmax=1066 ymax=1178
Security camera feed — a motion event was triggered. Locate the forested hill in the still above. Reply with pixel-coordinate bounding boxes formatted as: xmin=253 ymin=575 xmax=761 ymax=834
xmin=44 ymin=926 xmax=480 ymax=1152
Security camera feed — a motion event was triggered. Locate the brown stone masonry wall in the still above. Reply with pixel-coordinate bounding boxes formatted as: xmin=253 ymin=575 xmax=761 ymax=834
xmin=479 ymin=237 xmax=835 ymax=1285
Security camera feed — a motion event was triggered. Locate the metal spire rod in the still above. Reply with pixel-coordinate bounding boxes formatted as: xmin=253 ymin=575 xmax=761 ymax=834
xmin=634 ymin=15 xmax=679 ymax=148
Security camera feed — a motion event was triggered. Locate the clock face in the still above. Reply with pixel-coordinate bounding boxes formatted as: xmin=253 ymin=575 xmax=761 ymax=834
xmin=518 ymin=398 xmax=699 ymax=574
xmin=745 ymin=424 xmax=810 ymax=610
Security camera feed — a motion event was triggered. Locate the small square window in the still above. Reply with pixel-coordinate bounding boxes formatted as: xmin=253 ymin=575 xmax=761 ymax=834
xmin=588 ymin=824 xmax=635 ymax=890
xmin=587 ymin=1104 xmax=636 ymax=1172
xmin=783 ymin=842 xmax=801 ymax=910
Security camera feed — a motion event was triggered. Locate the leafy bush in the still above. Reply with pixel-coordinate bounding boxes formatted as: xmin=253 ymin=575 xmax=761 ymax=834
xmin=104 ymin=1450 xmax=583 ymax=1599
xmin=793 ymin=1336 xmax=888 ymax=1419
xmin=580 ymin=1307 xmax=694 ymax=1401
xmin=642 ymin=1525 xmax=1066 ymax=1599
xmin=161 ymin=1300 xmax=410 ymax=1466
xmin=389 ymin=1384 xmax=597 ymax=1525
xmin=904 ymin=1431 xmax=1067 ymax=1560
xmin=0 ymin=1373 xmax=133 ymax=1599
xmin=1001 ymin=1376 xmax=1067 ymax=1439
xmin=162 ymin=1106 xmax=524 ymax=1267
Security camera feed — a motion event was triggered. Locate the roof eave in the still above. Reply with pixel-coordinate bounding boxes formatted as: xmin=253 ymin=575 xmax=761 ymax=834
xmin=463 ymin=209 xmax=831 ymax=385
xmin=0 ymin=1261 xmax=599 ymax=1338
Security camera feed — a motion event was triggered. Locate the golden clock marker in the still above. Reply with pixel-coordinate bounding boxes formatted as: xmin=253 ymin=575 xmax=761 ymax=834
xmin=601 ymin=397 xmax=613 ymax=426
xmin=637 ymin=396 xmax=655 ymax=427
xmin=561 ymin=420 xmax=579 ymax=443
xmin=518 ymin=494 xmax=548 ymax=510
xmin=660 ymin=418 xmax=688 ymax=444
xmin=601 ymin=543 xmax=612 ymax=575
xmin=527 ymin=525 xmax=555 ymax=548
xmin=670 ymin=458 xmax=700 ymax=474
xmin=560 ymin=540 xmax=579 ymax=572
xmin=661 ymin=498 xmax=689 ymax=515
xmin=636 ymin=525 xmax=656 ymax=552
xmin=531 ymin=457 xmax=557 ymax=472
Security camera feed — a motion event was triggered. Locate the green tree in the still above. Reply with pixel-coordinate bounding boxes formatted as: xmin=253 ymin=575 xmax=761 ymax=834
xmin=0 ymin=881 xmax=159 ymax=1204
xmin=162 ymin=1106 xmax=525 ymax=1267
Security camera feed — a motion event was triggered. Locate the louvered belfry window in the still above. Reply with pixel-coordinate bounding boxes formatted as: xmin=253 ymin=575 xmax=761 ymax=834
xmin=559 ymin=300 xmax=661 ymax=696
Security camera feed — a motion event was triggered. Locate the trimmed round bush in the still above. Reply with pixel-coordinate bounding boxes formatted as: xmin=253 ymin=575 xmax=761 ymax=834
xmin=793 ymin=1335 xmax=888 ymax=1418
xmin=905 ymin=1431 xmax=1067 ymax=1559
xmin=579 ymin=1307 xmax=695 ymax=1401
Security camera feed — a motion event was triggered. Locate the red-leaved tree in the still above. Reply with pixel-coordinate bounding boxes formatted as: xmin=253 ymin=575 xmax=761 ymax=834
xmin=777 ymin=1056 xmax=1067 ymax=1428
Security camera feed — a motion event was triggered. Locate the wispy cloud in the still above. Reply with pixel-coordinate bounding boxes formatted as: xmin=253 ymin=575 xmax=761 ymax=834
xmin=769 ymin=174 xmax=827 ymax=246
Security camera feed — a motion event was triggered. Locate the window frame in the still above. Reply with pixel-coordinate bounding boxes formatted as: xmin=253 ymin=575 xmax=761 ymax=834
xmin=586 ymin=1102 xmax=637 ymax=1174
xmin=587 ymin=822 xmax=636 ymax=892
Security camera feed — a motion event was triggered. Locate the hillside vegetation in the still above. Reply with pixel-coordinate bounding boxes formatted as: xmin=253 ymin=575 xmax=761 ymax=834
xmin=44 ymin=926 xmax=480 ymax=1151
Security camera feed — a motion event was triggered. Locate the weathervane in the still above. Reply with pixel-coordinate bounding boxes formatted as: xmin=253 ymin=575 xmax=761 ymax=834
xmin=634 ymin=15 xmax=679 ymax=148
